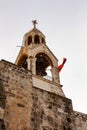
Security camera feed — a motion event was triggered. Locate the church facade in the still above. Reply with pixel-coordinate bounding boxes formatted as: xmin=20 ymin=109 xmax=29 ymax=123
xmin=0 ymin=21 xmax=87 ymax=130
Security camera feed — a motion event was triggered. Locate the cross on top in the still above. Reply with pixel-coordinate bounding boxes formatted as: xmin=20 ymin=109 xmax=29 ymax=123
xmin=32 ymin=20 xmax=38 ymax=28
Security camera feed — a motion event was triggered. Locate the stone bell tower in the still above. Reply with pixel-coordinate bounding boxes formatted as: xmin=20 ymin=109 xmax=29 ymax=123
xmin=15 ymin=20 xmax=64 ymax=96
xmin=15 ymin=20 xmax=60 ymax=83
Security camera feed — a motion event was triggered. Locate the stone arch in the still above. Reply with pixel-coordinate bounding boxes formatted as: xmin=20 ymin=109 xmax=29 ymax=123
xmin=35 ymin=52 xmax=53 ymax=77
xmin=34 ymin=35 xmax=40 ymax=43
xmin=41 ymin=37 xmax=45 ymax=43
xmin=28 ymin=35 xmax=32 ymax=45
xmin=33 ymin=50 xmax=54 ymax=66
xmin=17 ymin=55 xmax=28 ymax=69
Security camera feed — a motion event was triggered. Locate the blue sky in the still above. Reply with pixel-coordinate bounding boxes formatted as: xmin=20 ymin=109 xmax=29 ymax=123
xmin=0 ymin=0 xmax=87 ymax=113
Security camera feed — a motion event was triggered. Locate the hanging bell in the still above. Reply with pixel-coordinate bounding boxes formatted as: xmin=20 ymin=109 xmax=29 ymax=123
xmin=38 ymin=57 xmax=45 ymax=64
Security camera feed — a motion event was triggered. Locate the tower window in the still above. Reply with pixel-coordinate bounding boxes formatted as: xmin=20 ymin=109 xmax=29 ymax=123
xmin=36 ymin=53 xmax=53 ymax=80
xmin=34 ymin=35 xmax=40 ymax=43
xmin=21 ymin=58 xmax=28 ymax=69
xmin=28 ymin=36 xmax=32 ymax=45
xmin=42 ymin=37 xmax=45 ymax=43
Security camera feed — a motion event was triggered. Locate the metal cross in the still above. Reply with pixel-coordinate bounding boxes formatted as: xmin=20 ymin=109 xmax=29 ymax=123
xmin=32 ymin=20 xmax=38 ymax=28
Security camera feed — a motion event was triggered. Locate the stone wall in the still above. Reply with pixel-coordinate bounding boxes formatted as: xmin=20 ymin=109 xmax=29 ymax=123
xmin=74 ymin=111 xmax=87 ymax=130
xmin=32 ymin=75 xmax=65 ymax=97
xmin=30 ymin=87 xmax=87 ymax=130
xmin=0 ymin=60 xmax=32 ymax=130
xmin=0 ymin=60 xmax=87 ymax=130
xmin=30 ymin=87 xmax=75 ymax=130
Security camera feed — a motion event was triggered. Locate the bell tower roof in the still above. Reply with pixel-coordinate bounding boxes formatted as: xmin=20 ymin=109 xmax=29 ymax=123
xmin=25 ymin=20 xmax=45 ymax=39
xmin=21 ymin=20 xmax=46 ymax=48
xmin=25 ymin=27 xmax=45 ymax=37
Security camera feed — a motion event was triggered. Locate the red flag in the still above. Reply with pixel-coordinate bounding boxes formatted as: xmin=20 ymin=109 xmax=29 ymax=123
xmin=58 ymin=58 xmax=67 ymax=73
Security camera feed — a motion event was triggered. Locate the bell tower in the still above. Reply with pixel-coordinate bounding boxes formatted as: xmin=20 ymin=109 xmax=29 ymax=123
xmin=15 ymin=21 xmax=61 ymax=84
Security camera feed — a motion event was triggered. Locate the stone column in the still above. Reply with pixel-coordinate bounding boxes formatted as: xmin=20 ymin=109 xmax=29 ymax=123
xmin=40 ymin=37 xmax=42 ymax=43
xmin=52 ymin=66 xmax=60 ymax=84
xmin=32 ymin=35 xmax=34 ymax=43
xmin=27 ymin=57 xmax=31 ymax=70
xmin=31 ymin=57 xmax=37 ymax=75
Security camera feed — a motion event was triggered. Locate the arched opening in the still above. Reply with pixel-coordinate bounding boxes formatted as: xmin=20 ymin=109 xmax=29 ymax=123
xmin=28 ymin=36 xmax=32 ymax=45
xmin=17 ymin=55 xmax=28 ymax=70
xmin=42 ymin=37 xmax=45 ymax=43
xmin=0 ymin=119 xmax=6 ymax=130
xmin=34 ymin=35 xmax=40 ymax=43
xmin=36 ymin=53 xmax=53 ymax=80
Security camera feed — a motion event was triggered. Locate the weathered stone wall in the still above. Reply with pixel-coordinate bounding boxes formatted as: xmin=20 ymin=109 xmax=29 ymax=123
xmin=30 ymin=87 xmax=75 ymax=130
xmin=74 ymin=111 xmax=87 ymax=130
xmin=32 ymin=75 xmax=65 ymax=97
xmin=0 ymin=60 xmax=87 ymax=130
xmin=0 ymin=60 xmax=32 ymax=130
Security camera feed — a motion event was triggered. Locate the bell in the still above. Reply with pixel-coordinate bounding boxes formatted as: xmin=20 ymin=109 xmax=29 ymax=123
xmin=38 ymin=56 xmax=45 ymax=63
xmin=41 ymin=71 xmax=47 ymax=76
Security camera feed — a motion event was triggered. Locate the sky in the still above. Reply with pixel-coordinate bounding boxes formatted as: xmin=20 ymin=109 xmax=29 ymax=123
xmin=0 ymin=0 xmax=87 ymax=113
